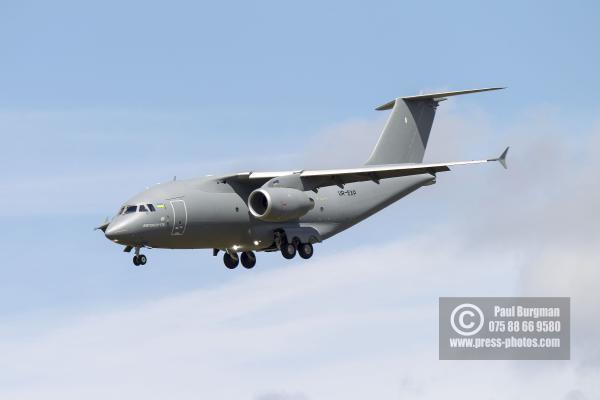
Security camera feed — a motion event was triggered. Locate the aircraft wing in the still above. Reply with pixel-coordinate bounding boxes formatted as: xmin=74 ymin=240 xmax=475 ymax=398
xmin=221 ymin=147 xmax=508 ymax=190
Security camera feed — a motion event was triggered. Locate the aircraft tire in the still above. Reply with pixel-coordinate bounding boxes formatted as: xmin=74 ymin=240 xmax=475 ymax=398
xmin=298 ymin=243 xmax=313 ymax=259
xmin=223 ymin=253 xmax=239 ymax=269
xmin=133 ymin=255 xmax=140 ymax=266
xmin=139 ymin=254 xmax=147 ymax=265
xmin=281 ymin=243 xmax=296 ymax=259
xmin=241 ymin=251 xmax=256 ymax=269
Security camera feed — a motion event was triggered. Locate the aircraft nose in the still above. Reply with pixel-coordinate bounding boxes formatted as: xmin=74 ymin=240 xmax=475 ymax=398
xmin=104 ymin=222 xmax=128 ymax=242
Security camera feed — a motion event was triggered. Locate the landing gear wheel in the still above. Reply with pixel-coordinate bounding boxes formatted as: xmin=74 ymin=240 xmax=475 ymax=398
xmin=139 ymin=254 xmax=147 ymax=265
xmin=223 ymin=253 xmax=239 ymax=269
xmin=241 ymin=251 xmax=256 ymax=269
xmin=298 ymin=243 xmax=313 ymax=259
xmin=133 ymin=255 xmax=140 ymax=266
xmin=280 ymin=242 xmax=297 ymax=259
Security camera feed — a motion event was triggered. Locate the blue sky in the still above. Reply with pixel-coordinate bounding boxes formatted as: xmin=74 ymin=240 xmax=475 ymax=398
xmin=1 ymin=1 xmax=599 ymax=398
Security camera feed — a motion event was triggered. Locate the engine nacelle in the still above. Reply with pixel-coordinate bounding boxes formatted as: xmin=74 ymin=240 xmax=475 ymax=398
xmin=248 ymin=187 xmax=315 ymax=222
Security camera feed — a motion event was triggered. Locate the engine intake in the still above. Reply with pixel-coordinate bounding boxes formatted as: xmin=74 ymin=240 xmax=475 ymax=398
xmin=248 ymin=188 xmax=314 ymax=222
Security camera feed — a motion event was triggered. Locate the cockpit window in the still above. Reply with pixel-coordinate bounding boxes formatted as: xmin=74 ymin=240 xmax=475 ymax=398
xmin=119 ymin=204 xmax=157 ymax=214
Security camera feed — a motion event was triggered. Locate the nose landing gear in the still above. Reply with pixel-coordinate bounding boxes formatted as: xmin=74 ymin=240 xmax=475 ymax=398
xmin=133 ymin=254 xmax=147 ymax=266
xmin=132 ymin=248 xmax=147 ymax=266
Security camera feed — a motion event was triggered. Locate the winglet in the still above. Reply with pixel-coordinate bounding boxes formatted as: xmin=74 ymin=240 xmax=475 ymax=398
xmin=491 ymin=147 xmax=509 ymax=169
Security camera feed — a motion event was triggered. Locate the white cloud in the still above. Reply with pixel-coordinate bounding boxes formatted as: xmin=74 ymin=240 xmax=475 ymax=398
xmin=0 ymin=228 xmax=598 ymax=399
xmin=301 ymin=116 xmax=386 ymax=168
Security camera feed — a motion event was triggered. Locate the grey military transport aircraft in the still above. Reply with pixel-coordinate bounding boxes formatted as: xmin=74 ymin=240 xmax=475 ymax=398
xmin=97 ymin=87 xmax=508 ymax=269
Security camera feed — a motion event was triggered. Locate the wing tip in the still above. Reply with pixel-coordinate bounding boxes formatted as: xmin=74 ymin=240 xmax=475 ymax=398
xmin=489 ymin=146 xmax=509 ymax=169
xmin=498 ymin=146 xmax=509 ymax=169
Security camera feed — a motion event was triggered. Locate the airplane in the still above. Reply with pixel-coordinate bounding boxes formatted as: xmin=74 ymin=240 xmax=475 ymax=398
xmin=97 ymin=87 xmax=508 ymax=269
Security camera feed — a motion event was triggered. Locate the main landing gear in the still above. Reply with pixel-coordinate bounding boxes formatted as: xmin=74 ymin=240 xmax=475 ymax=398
xmin=223 ymin=252 xmax=238 ymax=269
xmin=240 ymin=251 xmax=256 ymax=269
xmin=217 ymin=234 xmax=315 ymax=269
xmin=280 ymin=240 xmax=313 ymax=260
xmin=132 ymin=247 xmax=147 ymax=266
xmin=280 ymin=242 xmax=296 ymax=259
xmin=298 ymin=243 xmax=314 ymax=259
xmin=223 ymin=251 xmax=256 ymax=269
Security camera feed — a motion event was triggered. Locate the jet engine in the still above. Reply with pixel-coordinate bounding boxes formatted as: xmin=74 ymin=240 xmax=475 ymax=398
xmin=248 ymin=187 xmax=315 ymax=222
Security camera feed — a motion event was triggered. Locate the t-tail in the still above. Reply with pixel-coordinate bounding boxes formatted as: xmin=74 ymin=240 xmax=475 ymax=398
xmin=365 ymin=87 xmax=505 ymax=165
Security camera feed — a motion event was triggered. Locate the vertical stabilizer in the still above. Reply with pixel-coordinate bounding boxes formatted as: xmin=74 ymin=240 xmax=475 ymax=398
xmin=366 ymin=98 xmax=437 ymax=165
xmin=365 ymin=87 xmax=504 ymax=165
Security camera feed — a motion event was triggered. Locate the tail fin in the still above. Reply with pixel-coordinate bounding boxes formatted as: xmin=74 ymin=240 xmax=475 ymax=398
xmin=365 ymin=87 xmax=505 ymax=165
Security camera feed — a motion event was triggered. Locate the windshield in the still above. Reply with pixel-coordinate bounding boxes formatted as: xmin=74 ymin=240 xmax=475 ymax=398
xmin=119 ymin=204 xmax=159 ymax=215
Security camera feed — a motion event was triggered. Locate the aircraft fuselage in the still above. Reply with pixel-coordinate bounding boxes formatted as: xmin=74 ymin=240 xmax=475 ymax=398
xmin=104 ymin=174 xmax=435 ymax=252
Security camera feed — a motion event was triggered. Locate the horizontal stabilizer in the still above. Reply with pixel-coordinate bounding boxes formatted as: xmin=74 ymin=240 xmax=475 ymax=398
xmin=375 ymin=87 xmax=505 ymax=110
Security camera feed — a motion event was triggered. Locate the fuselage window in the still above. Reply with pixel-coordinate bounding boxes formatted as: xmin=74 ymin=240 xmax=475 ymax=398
xmin=139 ymin=205 xmax=148 ymax=212
xmin=125 ymin=205 xmax=137 ymax=214
xmin=147 ymin=204 xmax=156 ymax=212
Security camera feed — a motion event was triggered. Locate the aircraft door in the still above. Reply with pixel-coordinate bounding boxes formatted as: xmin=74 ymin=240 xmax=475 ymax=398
xmin=170 ymin=199 xmax=187 ymax=235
